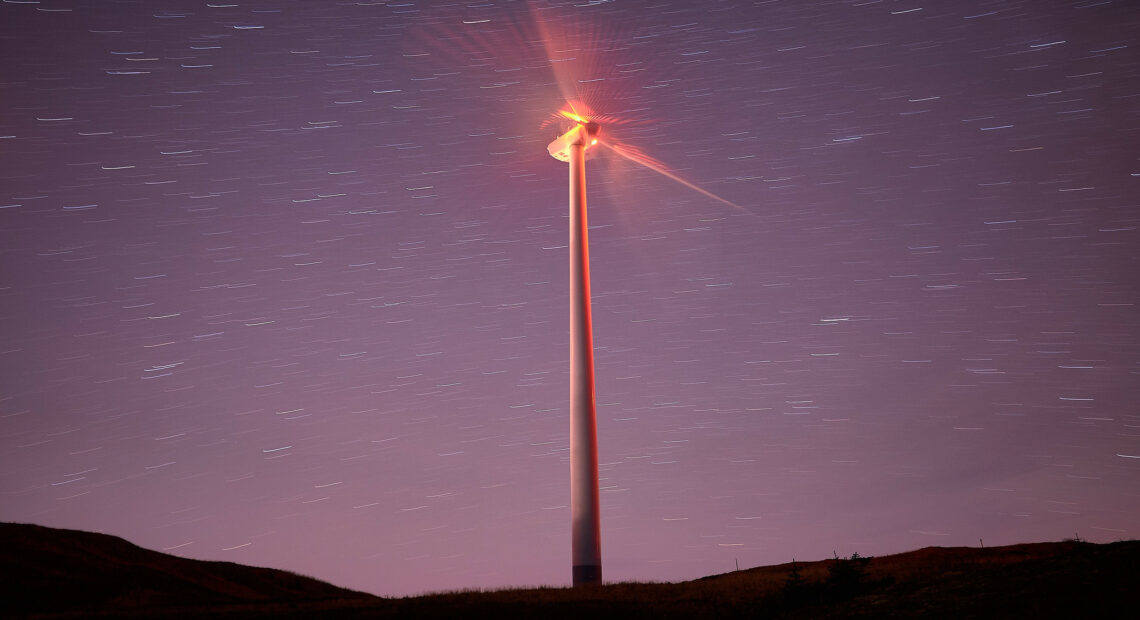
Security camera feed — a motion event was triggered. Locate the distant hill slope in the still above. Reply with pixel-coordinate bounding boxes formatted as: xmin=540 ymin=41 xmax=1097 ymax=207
xmin=3 ymin=521 xmax=1137 ymax=618
xmin=0 ymin=522 xmax=374 ymax=617
xmin=376 ymin=539 xmax=1138 ymax=619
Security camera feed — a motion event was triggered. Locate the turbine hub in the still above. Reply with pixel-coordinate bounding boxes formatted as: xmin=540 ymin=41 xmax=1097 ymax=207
xmin=548 ymin=121 xmax=600 ymax=162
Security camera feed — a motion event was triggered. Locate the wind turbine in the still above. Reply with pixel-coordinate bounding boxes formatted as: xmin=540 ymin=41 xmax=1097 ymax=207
xmin=547 ymin=112 xmax=602 ymax=586
xmin=547 ymin=100 xmax=745 ymax=587
xmin=547 ymin=94 xmax=748 ymax=583
xmin=436 ymin=3 xmax=750 ymax=587
xmin=405 ymin=2 xmax=751 ymax=591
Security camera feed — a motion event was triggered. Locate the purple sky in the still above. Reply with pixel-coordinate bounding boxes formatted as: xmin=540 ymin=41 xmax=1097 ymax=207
xmin=2 ymin=0 xmax=1138 ymax=597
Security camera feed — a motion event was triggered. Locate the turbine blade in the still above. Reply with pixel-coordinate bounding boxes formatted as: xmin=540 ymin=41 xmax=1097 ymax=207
xmin=601 ymin=140 xmax=751 ymax=215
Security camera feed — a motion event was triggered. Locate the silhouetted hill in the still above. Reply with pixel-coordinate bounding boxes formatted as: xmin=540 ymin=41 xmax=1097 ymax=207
xmin=0 ymin=522 xmax=374 ymax=618
xmin=3 ymin=522 xmax=1136 ymax=618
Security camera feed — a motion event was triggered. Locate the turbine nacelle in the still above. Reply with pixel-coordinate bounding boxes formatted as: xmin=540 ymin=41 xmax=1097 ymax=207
xmin=547 ymin=120 xmax=600 ymax=162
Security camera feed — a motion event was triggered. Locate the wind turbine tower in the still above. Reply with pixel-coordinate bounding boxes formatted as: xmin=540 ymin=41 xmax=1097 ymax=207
xmin=548 ymin=116 xmax=602 ymax=586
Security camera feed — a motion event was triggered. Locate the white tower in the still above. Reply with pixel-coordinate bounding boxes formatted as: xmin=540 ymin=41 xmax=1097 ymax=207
xmin=548 ymin=119 xmax=602 ymax=586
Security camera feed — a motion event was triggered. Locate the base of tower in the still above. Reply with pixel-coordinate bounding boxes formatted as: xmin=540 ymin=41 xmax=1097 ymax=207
xmin=572 ymin=564 xmax=602 ymax=586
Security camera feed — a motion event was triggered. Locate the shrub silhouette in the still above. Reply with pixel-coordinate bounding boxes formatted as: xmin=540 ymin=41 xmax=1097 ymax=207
xmin=826 ymin=551 xmax=871 ymax=599
xmin=780 ymin=560 xmax=810 ymax=603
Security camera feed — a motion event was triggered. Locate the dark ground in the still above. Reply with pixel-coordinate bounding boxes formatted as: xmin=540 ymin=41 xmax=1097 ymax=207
xmin=2 ymin=522 xmax=1135 ymax=618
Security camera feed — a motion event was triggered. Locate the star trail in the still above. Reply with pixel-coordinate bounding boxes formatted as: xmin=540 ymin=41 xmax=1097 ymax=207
xmin=1 ymin=0 xmax=1138 ymax=597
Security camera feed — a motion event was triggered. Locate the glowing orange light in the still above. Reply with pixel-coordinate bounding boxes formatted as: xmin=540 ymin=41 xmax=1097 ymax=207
xmin=560 ymin=109 xmax=588 ymax=124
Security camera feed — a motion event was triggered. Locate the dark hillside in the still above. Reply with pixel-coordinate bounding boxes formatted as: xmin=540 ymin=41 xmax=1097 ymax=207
xmin=0 ymin=522 xmax=374 ymax=617
xmin=375 ymin=540 xmax=1136 ymax=619
xmin=3 ymin=522 xmax=1136 ymax=618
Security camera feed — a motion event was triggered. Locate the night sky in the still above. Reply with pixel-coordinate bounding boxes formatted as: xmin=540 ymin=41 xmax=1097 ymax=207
xmin=2 ymin=0 xmax=1139 ymax=597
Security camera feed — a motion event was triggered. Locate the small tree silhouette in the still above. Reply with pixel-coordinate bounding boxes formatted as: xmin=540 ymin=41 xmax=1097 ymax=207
xmin=779 ymin=558 xmax=819 ymax=609
xmin=782 ymin=560 xmax=807 ymax=599
xmin=826 ymin=552 xmax=871 ymax=600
